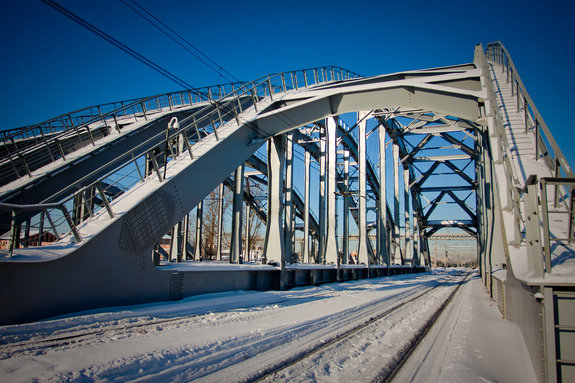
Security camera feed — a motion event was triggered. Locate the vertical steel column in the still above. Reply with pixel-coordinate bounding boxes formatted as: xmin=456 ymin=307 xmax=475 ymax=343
xmin=358 ymin=111 xmax=369 ymax=265
xmin=477 ymin=133 xmax=487 ymax=281
xmin=543 ymin=287 xmax=558 ymax=383
xmin=318 ymin=129 xmax=326 ymax=263
xmin=311 ymin=238 xmax=316 ymax=264
xmin=393 ymin=143 xmax=401 ymax=264
xmin=324 ymin=117 xmax=339 ymax=265
xmin=216 ymin=183 xmax=225 ymax=261
xmin=179 ymin=214 xmax=189 ymax=262
xmin=263 ymin=135 xmax=286 ymax=267
xmin=169 ymin=224 xmax=179 ymax=262
xmin=378 ymin=126 xmax=388 ymax=265
xmin=230 ymin=164 xmax=244 ymax=264
xmin=194 ymin=201 xmax=203 ymax=260
xmin=403 ymin=166 xmax=411 ymax=264
xmin=343 ymin=150 xmax=350 ymax=264
xmin=303 ymin=150 xmax=311 ymax=263
xmin=284 ymin=133 xmax=294 ymax=264
xmin=244 ymin=203 xmax=250 ymax=263
xmin=413 ymin=228 xmax=421 ymax=266
xmin=525 ymin=179 xmax=544 ymax=277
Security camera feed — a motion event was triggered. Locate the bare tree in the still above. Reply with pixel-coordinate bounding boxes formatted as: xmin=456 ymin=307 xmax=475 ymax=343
xmin=243 ymin=180 xmax=265 ymax=261
xmin=198 ymin=185 xmax=232 ymax=260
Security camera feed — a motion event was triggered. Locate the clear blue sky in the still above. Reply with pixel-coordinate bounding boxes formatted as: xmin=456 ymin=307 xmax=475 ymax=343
xmin=1 ymin=0 xmax=574 ymax=163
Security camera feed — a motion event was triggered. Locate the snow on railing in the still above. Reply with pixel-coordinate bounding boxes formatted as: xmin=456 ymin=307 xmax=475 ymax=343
xmin=0 ymin=66 xmax=361 ymax=256
xmin=486 ymin=42 xmax=573 ymax=179
xmin=0 ymin=202 xmax=81 ymax=258
xmin=0 ymin=83 xmax=244 ymax=186
xmin=482 ymin=42 xmax=575 ymax=276
xmin=523 ymin=176 xmax=575 ymax=277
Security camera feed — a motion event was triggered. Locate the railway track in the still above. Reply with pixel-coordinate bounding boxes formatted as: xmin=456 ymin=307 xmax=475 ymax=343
xmin=0 ymin=315 xmax=199 ymax=358
xmin=252 ymin=270 xmax=471 ymax=383
xmin=0 ymin=271 xmax=470 ymax=382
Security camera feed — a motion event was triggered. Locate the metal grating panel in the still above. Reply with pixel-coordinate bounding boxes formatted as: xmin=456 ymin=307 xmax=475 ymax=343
xmin=119 ymin=188 xmax=176 ymax=254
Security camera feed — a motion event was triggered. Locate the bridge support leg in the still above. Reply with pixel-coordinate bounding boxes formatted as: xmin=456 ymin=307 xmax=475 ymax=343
xmin=343 ymin=150 xmax=350 ymax=265
xmin=216 ymin=183 xmax=225 ymax=261
xmin=230 ymin=164 xmax=244 ymax=263
xmin=194 ymin=201 xmax=203 ymax=260
xmin=358 ymin=111 xmax=369 ymax=266
xmin=324 ymin=117 xmax=339 ymax=265
xmin=169 ymin=215 xmax=187 ymax=262
xmin=303 ymin=150 xmax=311 ymax=264
xmin=393 ymin=142 xmax=402 ymax=265
xmin=168 ymin=225 xmax=178 ymax=262
xmin=245 ymin=203 xmax=251 ymax=262
xmin=378 ymin=125 xmax=389 ymax=265
xmin=263 ymin=136 xmax=286 ymax=272
xmin=404 ymin=166 xmax=411 ymax=264
xmin=285 ymin=133 xmax=294 ymax=264
xmin=318 ymin=128 xmax=326 ymax=263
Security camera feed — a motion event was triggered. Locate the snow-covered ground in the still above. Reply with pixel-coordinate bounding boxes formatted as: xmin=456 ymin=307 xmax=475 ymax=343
xmin=0 ymin=269 xmax=535 ymax=382
xmin=393 ymin=272 xmax=537 ymax=383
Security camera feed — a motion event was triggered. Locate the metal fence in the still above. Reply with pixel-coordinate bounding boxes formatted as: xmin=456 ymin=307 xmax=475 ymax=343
xmin=483 ymin=42 xmax=575 ymax=277
xmin=0 ymin=66 xmax=360 ymax=256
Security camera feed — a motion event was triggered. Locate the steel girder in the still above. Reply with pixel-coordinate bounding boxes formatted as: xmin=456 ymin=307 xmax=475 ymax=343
xmin=256 ymin=65 xmax=484 ymax=139
xmin=244 ymin=155 xmax=320 ymax=238
xmin=378 ymin=112 xmax=479 ymax=244
xmin=293 ymin=124 xmax=386 ymax=262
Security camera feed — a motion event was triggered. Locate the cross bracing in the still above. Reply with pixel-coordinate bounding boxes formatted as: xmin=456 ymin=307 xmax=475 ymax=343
xmin=0 ymin=59 xmax=490 ymax=319
xmin=1 ymin=44 xmax=575 ymax=383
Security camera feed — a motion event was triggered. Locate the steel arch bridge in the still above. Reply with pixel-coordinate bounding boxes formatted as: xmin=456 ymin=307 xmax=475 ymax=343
xmin=1 ymin=42 xmax=574 ymax=381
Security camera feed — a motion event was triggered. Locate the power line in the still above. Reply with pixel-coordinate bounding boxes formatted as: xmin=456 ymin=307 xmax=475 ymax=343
xmin=42 ymin=0 xmax=196 ymax=91
xmin=120 ymin=0 xmax=241 ymax=83
xmin=42 ymin=0 xmax=315 ymax=163
xmin=42 ymin=0 xmax=380 ymax=215
xmin=40 ymin=0 xmax=405 ymax=232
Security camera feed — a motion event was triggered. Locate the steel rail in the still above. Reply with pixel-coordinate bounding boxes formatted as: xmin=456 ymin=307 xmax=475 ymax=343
xmin=375 ymin=271 xmax=472 ymax=382
xmin=249 ymin=271 xmax=470 ymax=383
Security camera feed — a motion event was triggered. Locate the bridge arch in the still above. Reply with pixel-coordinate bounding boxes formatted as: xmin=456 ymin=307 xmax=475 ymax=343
xmin=0 ymin=54 xmax=489 ymax=324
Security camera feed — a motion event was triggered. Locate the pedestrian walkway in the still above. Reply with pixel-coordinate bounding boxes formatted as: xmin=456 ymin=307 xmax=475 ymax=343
xmin=393 ymin=271 xmax=538 ymax=383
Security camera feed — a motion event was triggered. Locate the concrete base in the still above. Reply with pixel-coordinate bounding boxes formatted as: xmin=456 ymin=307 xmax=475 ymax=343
xmin=0 ymin=260 xmax=427 ymax=325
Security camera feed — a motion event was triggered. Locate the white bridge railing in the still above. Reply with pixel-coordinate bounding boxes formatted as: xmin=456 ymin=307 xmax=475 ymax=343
xmin=483 ymin=42 xmax=575 ymax=277
xmin=0 ymin=66 xmax=360 ymax=258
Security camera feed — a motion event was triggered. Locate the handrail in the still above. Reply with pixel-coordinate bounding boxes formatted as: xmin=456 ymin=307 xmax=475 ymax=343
xmin=522 ymin=176 xmax=575 ymax=277
xmin=0 ymin=202 xmax=81 ymax=257
xmin=0 ymin=82 xmax=244 ymax=141
xmin=475 ymin=44 xmax=523 ymax=245
xmin=486 ymin=42 xmax=573 ymax=179
xmin=0 ymin=83 xmax=244 ymax=184
xmin=481 ymin=42 xmax=575 ymax=277
xmin=1 ymin=66 xmax=361 ymax=256
xmin=0 ymin=66 xmax=359 ymax=187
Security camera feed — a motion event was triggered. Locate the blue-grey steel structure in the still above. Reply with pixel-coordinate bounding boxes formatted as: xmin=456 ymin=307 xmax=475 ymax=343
xmin=1 ymin=43 xmax=574 ymax=382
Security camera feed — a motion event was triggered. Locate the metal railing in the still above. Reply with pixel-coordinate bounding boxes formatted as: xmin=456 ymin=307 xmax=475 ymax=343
xmin=481 ymin=42 xmax=575 ymax=276
xmin=523 ymin=176 xmax=575 ymax=277
xmin=486 ymin=42 xmax=573 ymax=179
xmin=0 ymin=202 xmax=81 ymax=257
xmin=0 ymin=82 xmax=244 ymax=141
xmin=0 ymin=82 xmax=245 ymax=186
xmin=0 ymin=66 xmax=360 ymax=257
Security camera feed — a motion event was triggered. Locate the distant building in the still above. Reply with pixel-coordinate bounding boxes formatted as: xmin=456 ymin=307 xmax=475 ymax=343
xmin=0 ymin=231 xmax=58 ymax=249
